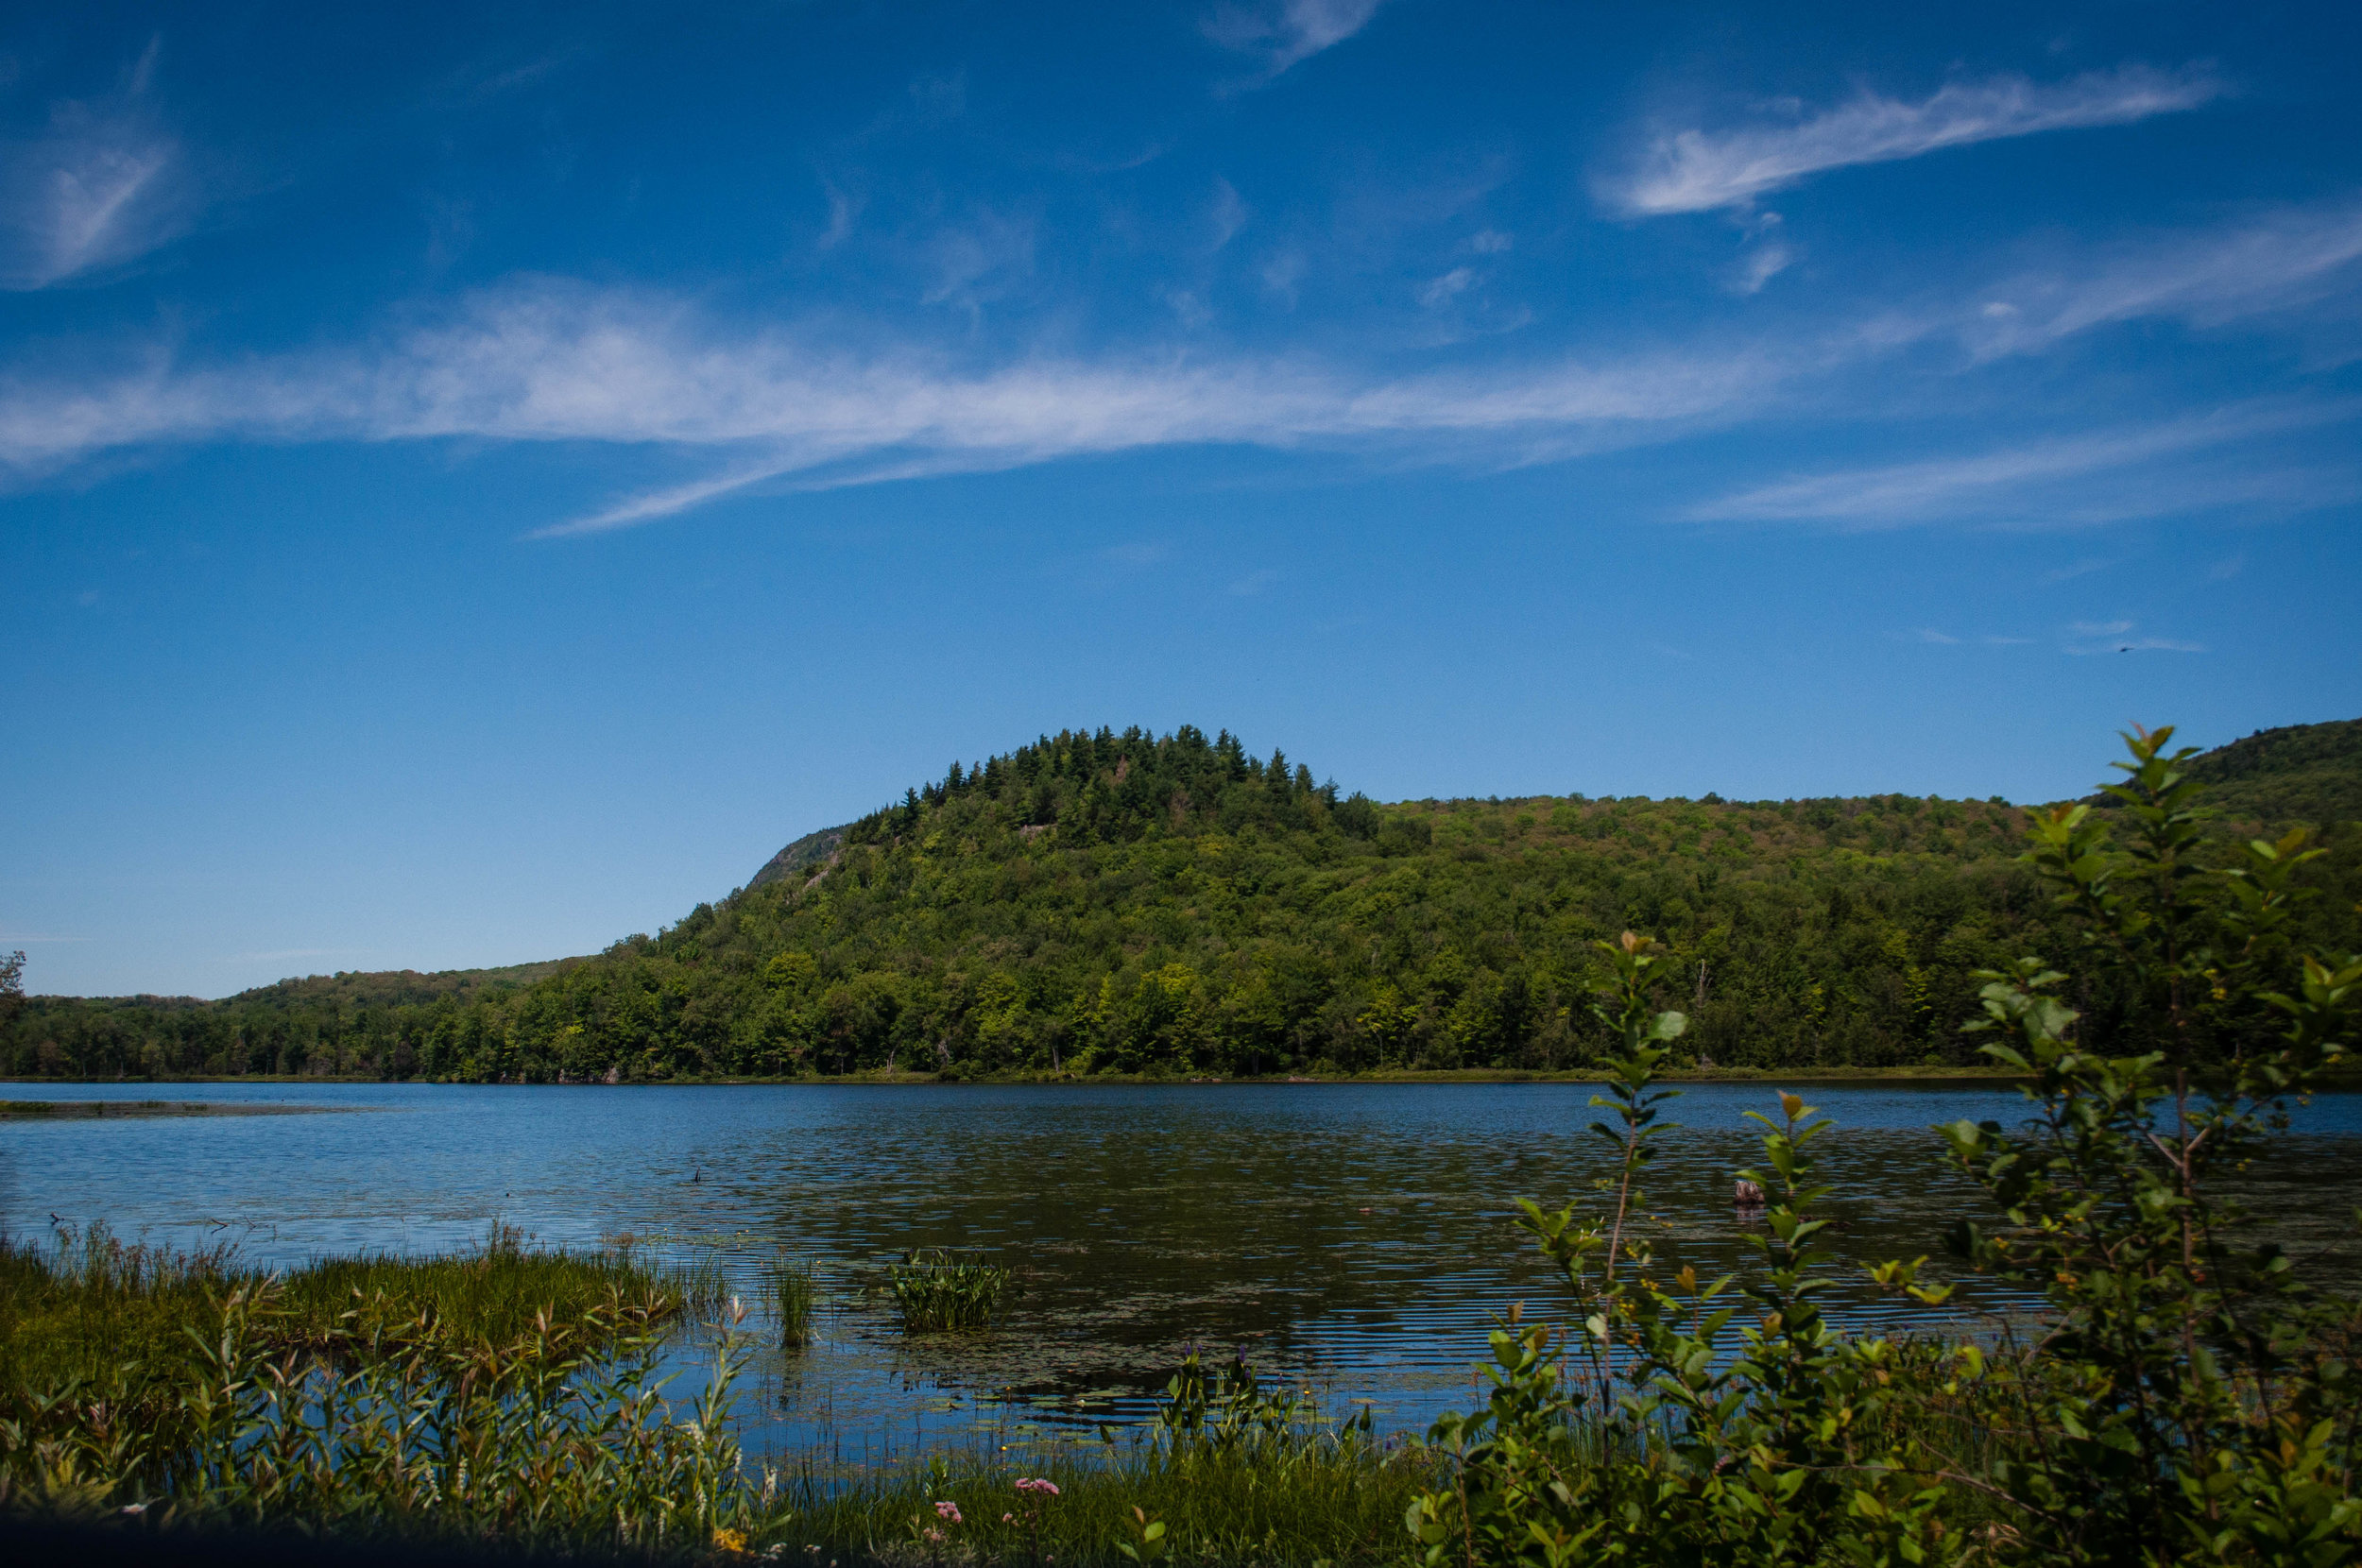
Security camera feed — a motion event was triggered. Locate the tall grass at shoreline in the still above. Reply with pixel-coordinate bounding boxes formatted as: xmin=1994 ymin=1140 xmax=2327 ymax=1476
xmin=0 ymin=1220 xmax=722 ymax=1391
xmin=0 ymin=1225 xmax=246 ymax=1404
xmin=0 ymin=1232 xmax=1418 ymax=1563
xmin=0 ymin=1220 xmax=745 ymax=1547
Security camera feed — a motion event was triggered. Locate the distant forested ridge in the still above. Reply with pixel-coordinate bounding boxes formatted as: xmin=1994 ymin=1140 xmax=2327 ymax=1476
xmin=2182 ymin=716 xmax=2362 ymax=827
xmin=9 ymin=720 xmax=2358 ymax=1082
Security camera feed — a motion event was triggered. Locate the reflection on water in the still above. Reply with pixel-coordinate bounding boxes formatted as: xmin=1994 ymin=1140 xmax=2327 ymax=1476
xmin=4 ymin=1080 xmax=2356 ymax=1454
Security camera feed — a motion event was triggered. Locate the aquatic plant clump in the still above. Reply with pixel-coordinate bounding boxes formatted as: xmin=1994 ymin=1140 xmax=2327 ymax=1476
xmin=275 ymin=1220 xmax=729 ymax=1347
xmin=887 ymin=1248 xmax=1013 ymax=1332
xmin=761 ymin=1251 xmax=818 ymax=1347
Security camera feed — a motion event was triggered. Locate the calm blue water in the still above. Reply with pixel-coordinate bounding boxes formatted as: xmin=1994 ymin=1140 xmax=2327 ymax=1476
xmin=5 ymin=1080 xmax=2357 ymax=1457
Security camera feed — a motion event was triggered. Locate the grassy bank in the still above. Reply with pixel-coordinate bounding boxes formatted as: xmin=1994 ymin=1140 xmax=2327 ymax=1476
xmin=0 ymin=1221 xmax=725 ymax=1391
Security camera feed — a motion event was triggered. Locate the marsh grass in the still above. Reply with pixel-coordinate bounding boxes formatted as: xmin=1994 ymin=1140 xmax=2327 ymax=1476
xmin=760 ymin=1251 xmax=819 ymax=1348
xmin=0 ymin=1220 xmax=721 ymax=1394
xmin=275 ymin=1221 xmax=729 ymax=1350
xmin=1 ymin=1276 xmax=764 ymax=1554
xmin=0 ymin=1224 xmax=245 ymax=1406
xmin=0 ymin=1231 xmax=1420 ymax=1566
xmin=888 ymin=1250 xmax=1012 ymax=1333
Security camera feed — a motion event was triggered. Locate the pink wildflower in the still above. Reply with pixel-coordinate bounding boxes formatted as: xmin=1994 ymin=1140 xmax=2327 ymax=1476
xmin=934 ymin=1501 xmax=964 ymax=1524
xmin=922 ymin=1528 xmax=945 ymax=1544
xmin=1015 ymin=1477 xmax=1061 ymax=1496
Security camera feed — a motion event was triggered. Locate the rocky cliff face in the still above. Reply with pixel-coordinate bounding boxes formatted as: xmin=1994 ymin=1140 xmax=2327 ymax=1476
xmin=745 ymin=824 xmax=848 ymax=892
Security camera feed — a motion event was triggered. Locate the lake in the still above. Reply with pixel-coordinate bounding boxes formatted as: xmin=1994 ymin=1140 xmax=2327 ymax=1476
xmin=5 ymin=1079 xmax=2357 ymax=1460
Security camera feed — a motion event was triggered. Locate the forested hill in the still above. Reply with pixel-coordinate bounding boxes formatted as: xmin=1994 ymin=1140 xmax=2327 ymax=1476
xmin=8 ymin=720 xmax=2358 ymax=1082
xmin=2184 ymin=717 xmax=2362 ymax=827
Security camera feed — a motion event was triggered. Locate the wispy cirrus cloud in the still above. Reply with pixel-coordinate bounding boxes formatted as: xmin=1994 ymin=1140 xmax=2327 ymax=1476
xmin=1205 ymin=0 xmax=1386 ymax=81
xmin=1732 ymin=213 xmax=1793 ymax=295
xmin=9 ymin=184 xmax=2362 ymax=536
xmin=0 ymin=279 xmax=1790 ymax=531
xmin=1417 ymin=266 xmax=1475 ymax=308
xmin=1960 ymin=197 xmax=2362 ymax=357
xmin=1689 ymin=400 xmax=2362 ymax=529
xmin=0 ymin=40 xmax=202 ymax=290
xmin=1606 ymin=64 xmax=2221 ymax=216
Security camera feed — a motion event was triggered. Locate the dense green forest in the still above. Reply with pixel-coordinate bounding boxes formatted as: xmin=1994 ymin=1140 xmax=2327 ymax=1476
xmin=7 ymin=719 xmax=2357 ymax=1082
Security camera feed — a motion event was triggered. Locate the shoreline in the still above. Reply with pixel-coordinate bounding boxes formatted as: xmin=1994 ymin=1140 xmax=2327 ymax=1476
xmin=12 ymin=1065 xmax=2356 ymax=1090
xmin=9 ymin=1065 xmax=2033 ymax=1087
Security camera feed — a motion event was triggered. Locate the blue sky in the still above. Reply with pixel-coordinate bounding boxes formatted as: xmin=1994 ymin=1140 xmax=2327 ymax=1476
xmin=6 ymin=1 xmax=2360 ymax=997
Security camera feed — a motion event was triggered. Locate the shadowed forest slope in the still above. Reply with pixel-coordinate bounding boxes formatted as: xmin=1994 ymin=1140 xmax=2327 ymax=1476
xmin=2184 ymin=717 xmax=2362 ymax=827
xmin=8 ymin=720 xmax=2357 ymax=1081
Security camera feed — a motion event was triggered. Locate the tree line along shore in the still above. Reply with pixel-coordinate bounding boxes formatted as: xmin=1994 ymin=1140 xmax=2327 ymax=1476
xmin=6 ymin=718 xmax=2355 ymax=1084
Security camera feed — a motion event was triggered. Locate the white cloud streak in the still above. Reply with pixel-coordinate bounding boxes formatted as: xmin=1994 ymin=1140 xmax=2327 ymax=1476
xmin=0 ymin=41 xmax=199 ymax=289
xmin=1208 ymin=177 xmax=1248 ymax=250
xmin=1205 ymin=0 xmax=1385 ymax=79
xmin=1733 ymin=240 xmax=1792 ymax=295
xmin=1608 ymin=64 xmax=2221 ymax=216
xmin=2062 ymin=622 xmax=2204 ymax=656
xmin=1690 ymin=401 xmax=2362 ymax=528
xmin=0 ymin=280 xmax=1788 ymax=529
xmin=1417 ymin=266 xmax=1475 ymax=307
xmin=1960 ymin=198 xmax=2362 ymax=356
